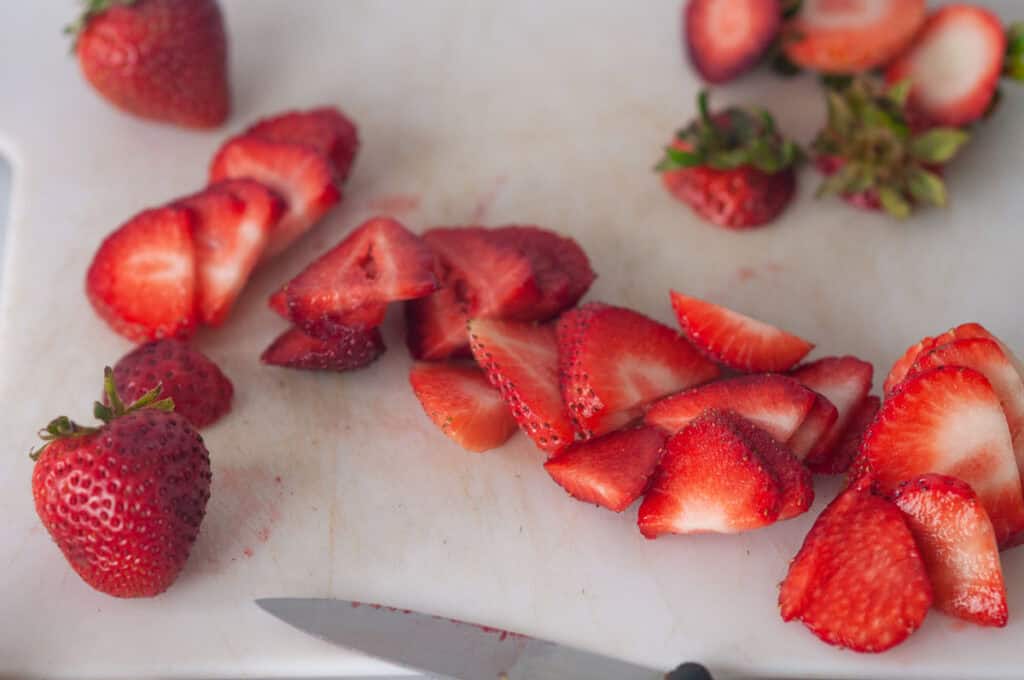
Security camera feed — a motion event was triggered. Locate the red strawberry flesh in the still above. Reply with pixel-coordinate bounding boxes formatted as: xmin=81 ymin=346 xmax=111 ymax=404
xmin=684 ymin=0 xmax=781 ymax=84
xmin=261 ymin=326 xmax=385 ymax=372
xmin=245 ymin=106 xmax=360 ymax=181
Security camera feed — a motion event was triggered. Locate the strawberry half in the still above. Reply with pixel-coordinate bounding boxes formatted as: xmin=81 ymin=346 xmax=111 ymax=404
xmin=684 ymin=0 xmax=781 ymax=84
xmin=544 ymin=426 xmax=668 ymax=512
xmin=779 ymin=484 xmax=932 ymax=653
xmin=261 ymin=326 xmax=385 ymax=372
xmin=209 ymin=135 xmax=340 ymax=260
xmin=826 ymin=395 xmax=881 ymax=476
xmin=557 ymin=303 xmax=720 ymax=438
xmin=276 ymin=217 xmax=438 ymax=336
xmin=245 ymin=106 xmax=360 ymax=181
xmin=670 ymin=290 xmax=813 ymax=372
xmin=644 ymin=374 xmax=816 ymax=443
xmin=467 ymin=319 xmax=575 ymax=455
xmin=859 ymin=366 xmax=1024 ymax=547
xmin=893 ymin=474 xmax=1007 ymax=627
xmin=884 ymin=322 xmax=996 ymax=394
xmin=86 ymin=205 xmax=198 ymax=342
xmin=790 ymin=356 xmax=873 ymax=470
xmin=786 ymin=393 xmax=839 ymax=462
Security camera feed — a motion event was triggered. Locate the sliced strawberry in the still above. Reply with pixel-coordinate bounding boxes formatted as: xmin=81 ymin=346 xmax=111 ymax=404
xmin=825 ymin=395 xmax=881 ymax=476
xmin=557 ymin=303 xmax=720 ymax=438
xmin=783 ymin=0 xmax=926 ymax=74
xmin=638 ymin=409 xmax=782 ymax=537
xmin=884 ymin=323 xmax=996 ymax=394
xmin=779 ymin=484 xmax=932 ymax=653
xmin=86 ymin=206 xmax=198 ymax=342
xmin=893 ymin=474 xmax=1007 ymax=627
xmin=268 ymin=288 xmax=289 ymax=319
xmin=790 ymin=356 xmax=873 ymax=468
xmin=209 ymin=135 xmax=340 ymax=260
xmin=684 ymin=0 xmax=781 ymax=83
xmin=260 ymin=325 xmax=385 ymax=372
xmin=729 ymin=412 xmax=813 ymax=520
xmin=405 ymin=283 xmax=472 ymax=361
xmin=886 ymin=5 xmax=1006 ymax=127
xmin=786 ymin=393 xmax=839 ymax=461
xmin=644 ymin=374 xmax=816 ymax=442
xmin=409 ymin=362 xmax=518 ymax=453
xmin=277 ymin=217 xmax=438 ymax=336
xmin=544 ymin=426 xmax=668 ymax=512
xmin=245 ymin=106 xmax=359 ymax=181
xmin=859 ymin=366 xmax=1024 ymax=546
xmin=467 ymin=319 xmax=575 ymax=454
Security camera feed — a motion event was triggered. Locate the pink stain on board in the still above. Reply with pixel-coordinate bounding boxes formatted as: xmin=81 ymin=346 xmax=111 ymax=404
xmin=366 ymin=193 xmax=421 ymax=215
xmin=469 ymin=176 xmax=508 ymax=223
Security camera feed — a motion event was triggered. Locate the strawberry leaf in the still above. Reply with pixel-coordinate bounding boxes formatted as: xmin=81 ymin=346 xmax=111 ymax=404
xmin=886 ymin=80 xmax=913 ymax=109
xmin=909 ymin=129 xmax=970 ymax=163
xmin=878 ymin=187 xmax=911 ymax=219
xmin=906 ymin=168 xmax=947 ymax=207
xmin=1005 ymin=22 xmax=1024 ymax=81
xmin=656 ymin=146 xmax=702 ymax=172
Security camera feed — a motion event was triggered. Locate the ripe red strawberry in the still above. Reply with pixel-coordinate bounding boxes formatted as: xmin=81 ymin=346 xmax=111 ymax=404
xmin=268 ymin=288 xmax=289 ymax=319
xmin=72 ymin=0 xmax=229 ymax=128
xmin=405 ymin=283 xmax=472 ymax=361
xmin=557 ymin=303 xmax=720 ymax=438
xmin=658 ymin=93 xmax=799 ymax=229
xmin=684 ymin=0 xmax=780 ymax=84
xmin=859 ymin=366 xmax=1024 ymax=546
xmin=779 ymin=484 xmax=932 ymax=653
xmin=783 ymin=0 xmax=926 ymax=74
xmin=86 ymin=205 xmax=198 ymax=342
xmin=409 ymin=362 xmax=518 ymax=453
xmin=790 ymin=356 xmax=873 ymax=469
xmin=670 ymin=290 xmax=813 ymax=372
xmin=109 ymin=339 xmax=232 ymax=428
xmin=245 ymin=107 xmax=360 ymax=181
xmin=886 ymin=5 xmax=1007 ymax=127
xmin=261 ymin=326 xmax=385 ymax=372
xmin=544 ymin=426 xmax=667 ymax=512
xmin=467 ymin=319 xmax=575 ymax=455
xmin=884 ymin=322 xmax=996 ymax=394
xmin=786 ymin=393 xmax=839 ymax=461
xmin=824 ymin=395 xmax=881 ymax=476
xmin=209 ymin=136 xmax=341 ymax=260
xmin=892 ymin=474 xmax=1007 ymax=627
xmin=275 ymin=217 xmax=438 ymax=336
xmin=644 ymin=374 xmax=816 ymax=443
xmin=31 ymin=369 xmax=212 ymax=597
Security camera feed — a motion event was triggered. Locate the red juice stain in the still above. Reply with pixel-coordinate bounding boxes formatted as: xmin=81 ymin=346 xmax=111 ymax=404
xmin=366 ymin=193 xmax=421 ymax=215
xmin=243 ymin=547 xmax=254 ymax=558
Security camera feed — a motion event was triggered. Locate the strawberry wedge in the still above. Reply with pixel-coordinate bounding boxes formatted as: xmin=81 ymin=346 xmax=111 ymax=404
xmin=827 ymin=395 xmax=881 ymax=476
xmin=261 ymin=325 xmax=385 ymax=372
xmin=685 ymin=0 xmax=780 ymax=83
xmin=786 ymin=393 xmax=839 ymax=462
xmin=884 ymin=322 xmax=996 ymax=394
xmin=245 ymin=106 xmax=360 ymax=182
xmin=790 ymin=356 xmax=873 ymax=470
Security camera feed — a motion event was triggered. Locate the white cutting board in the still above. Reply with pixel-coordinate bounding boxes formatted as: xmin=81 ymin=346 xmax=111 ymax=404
xmin=2 ymin=1 xmax=1023 ymax=678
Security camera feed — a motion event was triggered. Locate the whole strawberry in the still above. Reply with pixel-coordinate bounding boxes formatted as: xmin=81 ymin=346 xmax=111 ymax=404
xmin=657 ymin=92 xmax=801 ymax=229
xmin=31 ymin=369 xmax=212 ymax=598
xmin=70 ymin=0 xmax=230 ymax=128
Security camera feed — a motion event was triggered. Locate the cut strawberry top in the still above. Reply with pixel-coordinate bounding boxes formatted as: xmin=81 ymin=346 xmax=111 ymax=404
xmin=245 ymin=106 xmax=360 ymax=181
xmin=685 ymin=0 xmax=781 ymax=83
xmin=790 ymin=356 xmax=873 ymax=466
xmin=670 ymin=290 xmax=814 ymax=372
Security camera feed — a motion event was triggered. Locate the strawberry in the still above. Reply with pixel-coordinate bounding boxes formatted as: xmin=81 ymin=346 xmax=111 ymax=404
xmin=789 ymin=356 xmax=873 ymax=470
xmin=644 ymin=374 xmax=816 ymax=443
xmin=884 ymin=322 xmax=996 ymax=394
xmin=557 ymin=303 xmax=720 ymax=438
xmin=782 ymin=0 xmax=926 ymax=74
xmin=209 ymin=136 xmax=341 ymax=260
xmin=886 ymin=5 xmax=1007 ymax=127
xmin=779 ymin=484 xmax=932 ymax=653
xmin=825 ymin=395 xmax=881 ymax=476
xmin=684 ymin=0 xmax=781 ymax=83
xmin=261 ymin=326 xmax=385 ymax=372
xmin=245 ymin=107 xmax=360 ymax=182
xmin=467 ymin=319 xmax=575 ymax=455
xmin=31 ymin=369 xmax=212 ymax=597
xmin=86 ymin=205 xmax=198 ymax=342
xmin=405 ymin=283 xmax=472 ymax=361
xmin=409 ymin=362 xmax=518 ymax=453
xmin=275 ymin=217 xmax=438 ymax=336
xmin=268 ymin=288 xmax=289 ymax=319
xmin=544 ymin=426 xmax=668 ymax=512
xmin=109 ymin=339 xmax=232 ymax=429
xmin=670 ymin=290 xmax=813 ymax=372
xmin=812 ymin=77 xmax=970 ymax=219
xmin=657 ymin=92 xmax=800 ymax=229
xmin=858 ymin=366 xmax=1024 ymax=547
xmin=71 ymin=0 xmax=229 ymax=128
xmin=786 ymin=393 xmax=839 ymax=461
xmin=892 ymin=474 xmax=1007 ymax=627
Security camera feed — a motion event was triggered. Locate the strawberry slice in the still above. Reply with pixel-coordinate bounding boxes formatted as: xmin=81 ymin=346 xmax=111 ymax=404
xmin=786 ymin=393 xmax=839 ymax=461
xmin=884 ymin=322 xmax=996 ymax=394
xmin=467 ymin=319 xmax=575 ymax=454
xmin=638 ymin=409 xmax=784 ymax=537
xmin=245 ymin=107 xmax=359 ymax=181
xmin=670 ymin=291 xmax=813 ymax=372
xmin=209 ymin=135 xmax=340 ymax=260
xmin=859 ymin=366 xmax=1024 ymax=547
xmin=557 ymin=303 xmax=720 ymax=438
xmin=405 ymin=283 xmax=472 ymax=361
xmin=644 ymin=374 xmax=816 ymax=442
xmin=276 ymin=217 xmax=438 ymax=336
xmin=892 ymin=474 xmax=1007 ymax=627
xmin=409 ymin=362 xmax=518 ymax=453
xmin=886 ymin=5 xmax=1007 ymax=127
xmin=783 ymin=0 xmax=926 ymax=74
xmin=730 ymin=412 xmax=813 ymax=520
xmin=260 ymin=325 xmax=385 ymax=372
xmin=824 ymin=395 xmax=881 ymax=476
xmin=268 ymin=288 xmax=289 ymax=318
xmin=790 ymin=356 xmax=873 ymax=469
xmin=544 ymin=426 xmax=668 ymax=512
xmin=779 ymin=484 xmax=932 ymax=653
xmin=684 ymin=0 xmax=781 ymax=83
xmin=86 ymin=206 xmax=198 ymax=342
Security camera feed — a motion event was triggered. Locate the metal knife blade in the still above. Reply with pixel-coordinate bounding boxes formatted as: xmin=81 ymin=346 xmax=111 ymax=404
xmin=255 ymin=597 xmax=695 ymax=680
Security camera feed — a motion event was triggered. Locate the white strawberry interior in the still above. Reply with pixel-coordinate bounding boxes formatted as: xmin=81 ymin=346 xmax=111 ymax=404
xmin=935 ymin=400 xmax=1018 ymax=494
xmin=800 ymin=0 xmax=887 ymax=29
xmin=907 ymin=18 xmax=997 ymax=107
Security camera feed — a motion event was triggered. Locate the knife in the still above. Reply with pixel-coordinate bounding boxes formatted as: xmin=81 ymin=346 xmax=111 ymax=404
xmin=255 ymin=597 xmax=712 ymax=680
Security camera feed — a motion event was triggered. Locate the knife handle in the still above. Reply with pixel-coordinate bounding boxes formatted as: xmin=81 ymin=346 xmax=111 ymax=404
xmin=665 ymin=662 xmax=713 ymax=680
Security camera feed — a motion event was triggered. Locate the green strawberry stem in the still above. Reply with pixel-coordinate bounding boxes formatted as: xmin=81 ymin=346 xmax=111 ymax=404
xmin=1005 ymin=22 xmax=1024 ymax=81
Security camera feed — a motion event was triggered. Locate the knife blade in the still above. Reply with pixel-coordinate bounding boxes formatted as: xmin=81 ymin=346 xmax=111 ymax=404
xmin=255 ymin=597 xmax=711 ymax=680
